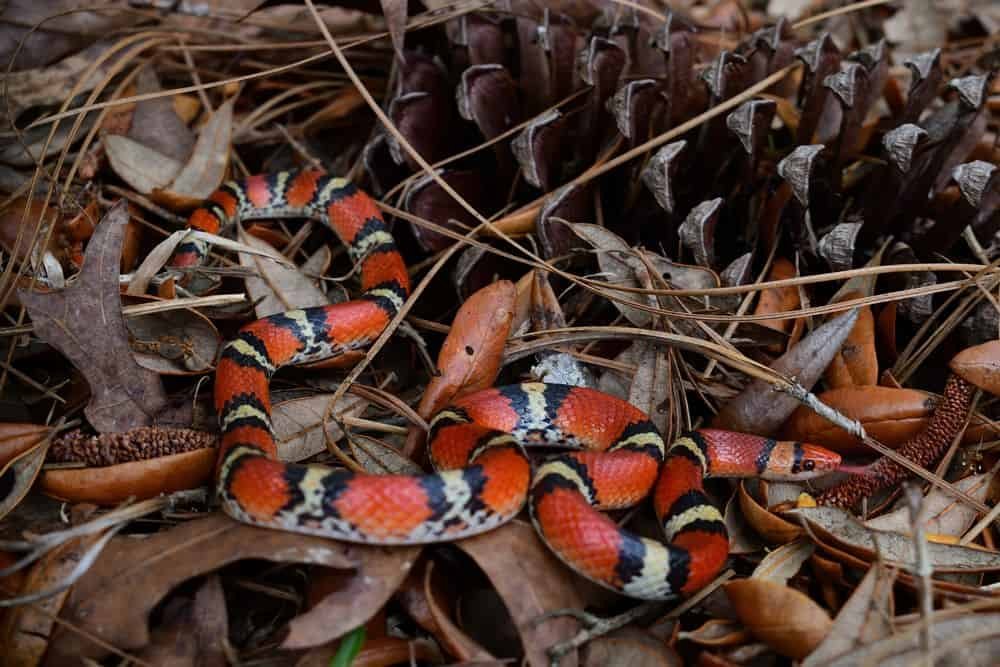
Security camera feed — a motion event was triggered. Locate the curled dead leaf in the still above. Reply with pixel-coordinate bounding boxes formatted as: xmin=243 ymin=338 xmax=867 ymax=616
xmin=753 ymin=257 xmax=801 ymax=353
xmin=39 ymin=447 xmax=215 ymax=505
xmin=790 ymin=506 xmax=1000 ymax=571
xmin=0 ymin=431 xmax=50 ymax=522
xmin=456 ymin=521 xmax=585 ymax=667
xmin=0 ymin=424 xmax=51 ymax=469
xmin=738 ymin=480 xmax=803 ymax=543
xmin=780 ymin=385 xmax=990 ymax=454
xmin=713 ymin=309 xmax=859 ymax=435
xmin=950 ymin=340 xmax=1000 ymax=395
xmin=48 ymin=514 xmax=406 ymax=661
xmin=823 ymin=300 xmax=877 ymax=388
xmin=724 ymin=579 xmax=832 ymax=659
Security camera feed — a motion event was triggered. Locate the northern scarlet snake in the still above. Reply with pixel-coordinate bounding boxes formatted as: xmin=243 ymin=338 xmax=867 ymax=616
xmin=172 ymin=169 xmax=840 ymax=599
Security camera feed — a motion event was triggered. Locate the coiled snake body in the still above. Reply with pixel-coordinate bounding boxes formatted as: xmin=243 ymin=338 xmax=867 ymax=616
xmin=173 ymin=170 xmax=840 ymax=600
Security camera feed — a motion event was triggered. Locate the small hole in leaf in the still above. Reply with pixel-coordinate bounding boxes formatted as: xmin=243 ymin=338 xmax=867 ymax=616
xmin=465 ymin=346 xmax=475 ymax=355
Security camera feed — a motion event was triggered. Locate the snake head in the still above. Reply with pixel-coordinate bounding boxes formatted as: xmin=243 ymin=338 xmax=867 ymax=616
xmin=759 ymin=441 xmax=841 ymax=481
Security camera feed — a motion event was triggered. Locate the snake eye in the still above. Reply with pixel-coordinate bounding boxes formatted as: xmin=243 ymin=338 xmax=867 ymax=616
xmin=804 ymin=460 xmax=815 ymax=471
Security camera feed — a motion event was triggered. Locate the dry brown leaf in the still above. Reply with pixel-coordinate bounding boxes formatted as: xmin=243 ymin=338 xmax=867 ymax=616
xmin=950 ymin=339 xmax=1000 ymax=395
xmin=48 ymin=514 xmax=405 ymax=660
xmin=136 ymin=574 xmax=228 ymax=667
xmin=421 ymin=559 xmax=497 ymax=661
xmin=753 ymin=257 xmax=801 ymax=352
xmin=678 ymin=619 xmax=750 ymax=647
xmin=417 ymin=280 xmax=515 ymax=419
xmin=127 ymin=68 xmax=196 ymax=162
xmin=0 ymin=517 xmax=107 ymax=667
xmin=713 ymin=309 xmax=859 ymax=435
xmin=272 ymin=393 xmax=368 ymax=462
xmin=281 ymin=543 xmax=418 ymax=649
xmin=456 ymin=520 xmax=586 ymax=667
xmin=104 ymin=135 xmax=183 ymax=195
xmin=752 ymin=538 xmax=815 ymax=584
xmin=379 ymin=0 xmax=407 ymax=60
xmin=570 ymin=223 xmax=717 ymax=327
xmin=581 ymin=627 xmax=682 ymax=666
xmin=801 ymin=566 xmax=893 ymax=667
xmin=724 ymin=579 xmax=832 ymax=659
xmin=238 ymin=228 xmax=329 ymax=318
xmin=18 ymin=203 xmax=175 ymax=432
xmin=39 ymin=447 xmax=215 ymax=504
xmin=627 ymin=343 xmax=672 ymax=436
xmin=127 ymin=301 xmax=221 ymax=375
xmin=823 ymin=302 xmax=877 ymax=388
xmin=864 ymin=473 xmax=991 ymax=536
xmin=790 ymin=506 xmax=1000 ymax=571
xmin=738 ymin=480 xmax=803 ymax=543
xmin=0 ymin=432 xmax=50 ymax=521
xmin=0 ymin=423 xmax=51 ymax=469
xmin=153 ymin=99 xmax=234 ymax=209
xmin=780 ymin=385 xmax=990 ymax=454
xmin=821 ymin=614 xmax=1000 ymax=667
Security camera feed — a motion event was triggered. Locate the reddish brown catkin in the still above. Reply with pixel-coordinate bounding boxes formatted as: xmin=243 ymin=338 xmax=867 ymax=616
xmin=817 ymin=374 xmax=974 ymax=508
xmin=49 ymin=427 xmax=217 ymax=467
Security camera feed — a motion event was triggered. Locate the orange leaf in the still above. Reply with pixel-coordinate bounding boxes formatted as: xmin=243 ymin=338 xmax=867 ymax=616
xmin=950 ymin=339 xmax=1000 ymax=396
xmin=39 ymin=448 xmax=215 ymax=504
xmin=416 ymin=280 xmax=516 ymax=420
xmin=724 ymin=579 xmax=832 ymax=659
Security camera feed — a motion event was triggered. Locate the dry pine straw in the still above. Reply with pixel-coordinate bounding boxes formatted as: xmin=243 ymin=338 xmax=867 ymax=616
xmin=817 ymin=374 xmax=974 ymax=508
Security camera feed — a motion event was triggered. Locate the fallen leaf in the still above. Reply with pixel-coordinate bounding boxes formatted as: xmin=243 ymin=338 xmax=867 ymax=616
xmin=0 ymin=433 xmax=50 ymax=521
xmin=39 ymin=447 xmax=215 ymax=505
xmin=272 ymin=393 xmax=369 ymax=462
xmin=416 ymin=280 xmax=515 ymax=419
xmin=153 ymin=99 xmax=235 ymax=209
xmin=104 ymin=134 xmax=183 ymax=195
xmin=864 ymin=473 xmax=991 ymax=536
xmin=380 ymin=0 xmax=407 ymax=60
xmin=627 ymin=343 xmax=673 ymax=436
xmin=950 ymin=339 xmax=1000 ymax=395
xmin=678 ymin=619 xmax=750 ymax=647
xmin=238 ymin=228 xmax=329 ymax=318
xmin=821 ymin=614 xmax=1000 ymax=667
xmin=282 ymin=544 xmax=418 ymax=649
xmin=127 ymin=301 xmax=221 ymax=375
xmin=823 ymin=302 xmax=877 ymax=388
xmin=713 ymin=309 xmax=859 ymax=435
xmin=581 ymin=627 xmax=682 ymax=666
xmin=456 ymin=521 xmax=585 ymax=667
xmin=48 ymin=514 xmax=405 ymax=660
xmin=136 ymin=574 xmax=228 ymax=667
xmin=801 ymin=566 xmax=893 ymax=667
xmin=724 ymin=579 xmax=832 ymax=659
xmin=421 ymin=559 xmax=497 ymax=661
xmin=738 ymin=480 xmax=803 ymax=543
xmin=790 ymin=506 xmax=1000 ymax=571
xmin=127 ymin=68 xmax=196 ymax=162
xmin=570 ymin=222 xmax=718 ymax=328
xmin=0 ymin=518 xmax=108 ymax=667
xmin=19 ymin=203 xmax=174 ymax=432
xmin=0 ymin=423 xmax=51 ymax=469
xmin=780 ymin=385 xmax=990 ymax=454
xmin=752 ymin=257 xmax=801 ymax=352
xmin=752 ymin=538 xmax=815 ymax=584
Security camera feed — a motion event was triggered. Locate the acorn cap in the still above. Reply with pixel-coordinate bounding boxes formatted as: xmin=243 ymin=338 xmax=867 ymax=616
xmin=949 ymin=340 xmax=1000 ymax=395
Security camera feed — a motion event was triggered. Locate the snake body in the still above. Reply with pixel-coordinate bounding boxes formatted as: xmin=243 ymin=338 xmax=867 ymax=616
xmin=173 ymin=170 xmax=840 ymax=599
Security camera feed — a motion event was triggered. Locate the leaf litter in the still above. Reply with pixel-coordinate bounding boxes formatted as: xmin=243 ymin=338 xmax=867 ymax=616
xmin=1 ymin=1 xmax=1000 ymax=665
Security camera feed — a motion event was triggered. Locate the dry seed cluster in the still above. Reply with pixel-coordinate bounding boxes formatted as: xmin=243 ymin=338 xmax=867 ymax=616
xmin=49 ymin=427 xmax=216 ymax=467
